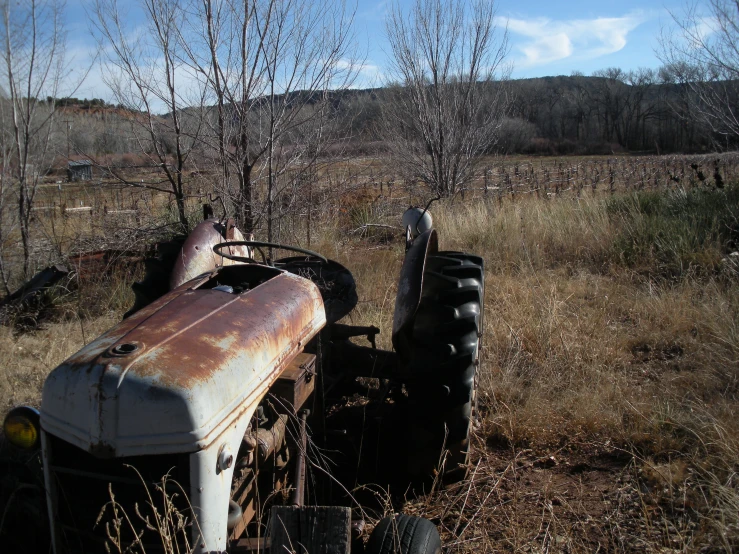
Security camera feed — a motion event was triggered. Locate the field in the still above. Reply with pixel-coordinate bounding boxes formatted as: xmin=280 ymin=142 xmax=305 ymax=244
xmin=337 ymin=184 xmax=739 ymax=553
xmin=5 ymin=152 xmax=739 ymax=281
xmin=1 ymin=153 xmax=738 ymax=552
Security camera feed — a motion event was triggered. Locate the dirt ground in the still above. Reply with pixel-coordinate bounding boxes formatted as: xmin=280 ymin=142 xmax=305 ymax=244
xmin=400 ymin=439 xmax=697 ymax=553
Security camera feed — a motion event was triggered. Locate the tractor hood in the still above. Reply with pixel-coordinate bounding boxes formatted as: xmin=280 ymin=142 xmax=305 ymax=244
xmin=40 ymin=265 xmax=326 ymax=457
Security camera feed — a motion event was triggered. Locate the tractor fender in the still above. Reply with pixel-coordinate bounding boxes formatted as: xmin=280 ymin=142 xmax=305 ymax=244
xmin=391 ymin=229 xmax=438 ymax=361
xmin=169 ymin=218 xmax=252 ymax=289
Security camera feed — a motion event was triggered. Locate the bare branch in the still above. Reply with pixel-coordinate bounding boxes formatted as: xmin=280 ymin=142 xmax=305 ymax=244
xmin=381 ymin=0 xmax=510 ymax=198
xmin=658 ymin=0 xmax=739 ymax=144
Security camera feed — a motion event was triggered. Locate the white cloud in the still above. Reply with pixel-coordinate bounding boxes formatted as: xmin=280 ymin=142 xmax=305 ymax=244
xmin=332 ymin=58 xmax=382 ymax=88
xmin=519 ymin=33 xmax=572 ymax=66
xmin=63 ymin=44 xmax=107 ymax=100
xmin=334 ymin=58 xmax=378 ymax=75
xmin=502 ymin=11 xmax=648 ymax=68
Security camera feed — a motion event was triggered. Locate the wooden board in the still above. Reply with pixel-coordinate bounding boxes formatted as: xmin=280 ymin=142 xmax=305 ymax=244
xmin=269 ymin=506 xmax=351 ymax=554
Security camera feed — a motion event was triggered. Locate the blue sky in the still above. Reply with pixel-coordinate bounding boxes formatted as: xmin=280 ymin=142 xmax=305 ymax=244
xmin=65 ymin=0 xmax=687 ymax=101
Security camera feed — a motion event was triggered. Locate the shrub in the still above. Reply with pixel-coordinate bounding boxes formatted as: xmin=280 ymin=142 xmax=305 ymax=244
xmin=496 ymin=117 xmax=538 ymax=154
xmin=607 ymin=184 xmax=739 ymax=277
xmin=555 ymin=138 xmax=577 ymax=155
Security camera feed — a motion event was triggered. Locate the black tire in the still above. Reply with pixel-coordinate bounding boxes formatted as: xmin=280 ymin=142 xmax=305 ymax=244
xmin=405 ymin=251 xmax=483 ymax=481
xmin=366 ymin=515 xmax=441 ymax=554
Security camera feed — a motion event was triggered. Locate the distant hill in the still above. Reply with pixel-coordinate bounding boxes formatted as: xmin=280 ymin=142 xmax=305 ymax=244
xmin=51 ymin=74 xmax=737 ymax=156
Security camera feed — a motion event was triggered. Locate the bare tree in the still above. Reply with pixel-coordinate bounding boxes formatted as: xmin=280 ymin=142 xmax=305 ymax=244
xmin=180 ymin=0 xmax=357 ymax=235
xmin=382 ymin=0 xmax=509 ymax=198
xmin=0 ymin=83 xmax=14 ymax=292
xmin=589 ymin=67 xmax=657 ymax=150
xmin=1 ymin=0 xmax=69 ymax=279
xmin=91 ymin=0 xmax=207 ymax=233
xmin=659 ymin=0 xmax=739 ymax=145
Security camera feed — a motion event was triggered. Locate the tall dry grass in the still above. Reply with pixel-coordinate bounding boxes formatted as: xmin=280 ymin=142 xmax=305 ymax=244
xmin=0 ymin=315 xmax=118 ymax=411
xmin=391 ymin=187 xmax=739 ymax=552
xmin=2 ymin=182 xmax=738 ymax=551
xmin=320 ymin=185 xmax=737 ymax=551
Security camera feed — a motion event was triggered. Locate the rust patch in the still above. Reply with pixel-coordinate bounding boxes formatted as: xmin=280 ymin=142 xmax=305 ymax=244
xmin=101 ymin=272 xmax=322 ymax=388
xmin=42 ymin=266 xmax=326 ymax=456
xmin=61 ymin=288 xmax=188 ymax=369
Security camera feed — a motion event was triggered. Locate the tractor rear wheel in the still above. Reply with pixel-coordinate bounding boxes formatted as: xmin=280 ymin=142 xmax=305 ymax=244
xmin=405 ymin=251 xmax=483 ymax=482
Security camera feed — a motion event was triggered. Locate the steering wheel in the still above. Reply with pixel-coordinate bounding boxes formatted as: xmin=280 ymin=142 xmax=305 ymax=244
xmin=213 ymin=241 xmax=328 ymax=265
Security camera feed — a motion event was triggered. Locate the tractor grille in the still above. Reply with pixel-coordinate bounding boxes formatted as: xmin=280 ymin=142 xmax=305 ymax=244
xmin=47 ymin=435 xmax=192 ymax=554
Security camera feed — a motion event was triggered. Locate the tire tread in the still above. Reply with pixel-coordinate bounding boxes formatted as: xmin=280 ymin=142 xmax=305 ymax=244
xmin=366 ymin=515 xmax=441 ymax=554
xmin=405 ymin=251 xmax=484 ymax=481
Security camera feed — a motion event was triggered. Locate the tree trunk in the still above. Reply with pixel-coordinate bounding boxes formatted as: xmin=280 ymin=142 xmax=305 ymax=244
xmin=239 ymin=164 xmax=254 ymax=233
xmin=19 ymin=181 xmax=31 ymax=278
xmin=175 ymin=191 xmax=188 ymax=233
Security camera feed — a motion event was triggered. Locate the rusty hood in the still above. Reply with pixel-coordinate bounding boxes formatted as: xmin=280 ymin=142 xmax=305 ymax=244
xmin=40 ymin=267 xmax=326 ymax=457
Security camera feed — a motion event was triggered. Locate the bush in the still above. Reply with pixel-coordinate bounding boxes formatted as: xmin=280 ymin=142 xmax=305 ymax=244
xmin=607 ymin=184 xmax=739 ymax=278
xmin=496 ymin=117 xmax=538 ymax=154
xmin=521 ymin=137 xmax=555 ymax=155
xmin=555 ymin=138 xmax=577 ymax=155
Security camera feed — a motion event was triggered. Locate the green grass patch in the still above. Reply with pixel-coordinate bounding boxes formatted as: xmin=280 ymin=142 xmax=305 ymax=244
xmin=607 ymin=184 xmax=739 ymax=278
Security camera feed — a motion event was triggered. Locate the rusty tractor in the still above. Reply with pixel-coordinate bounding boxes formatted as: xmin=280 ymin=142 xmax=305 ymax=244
xmin=0 ymin=207 xmax=483 ymax=554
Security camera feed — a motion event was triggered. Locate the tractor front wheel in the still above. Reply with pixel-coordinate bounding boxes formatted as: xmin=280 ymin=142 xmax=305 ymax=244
xmin=365 ymin=515 xmax=441 ymax=554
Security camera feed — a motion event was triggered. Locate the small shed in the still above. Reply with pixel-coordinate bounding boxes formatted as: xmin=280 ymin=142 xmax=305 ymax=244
xmin=67 ymin=160 xmax=93 ymax=182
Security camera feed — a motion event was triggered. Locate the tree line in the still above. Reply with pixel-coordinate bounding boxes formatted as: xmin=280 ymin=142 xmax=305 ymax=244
xmin=16 ymin=71 xmax=739 ymax=164
xmin=336 ymin=70 xmax=738 ymax=156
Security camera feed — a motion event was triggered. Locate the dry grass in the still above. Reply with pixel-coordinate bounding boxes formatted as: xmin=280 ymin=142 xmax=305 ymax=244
xmin=391 ymin=190 xmax=739 ymax=552
xmin=321 ymin=186 xmax=738 ymax=552
xmin=2 ymin=180 xmax=738 ymax=552
xmin=0 ymin=315 xmax=118 ymax=412
xmin=433 ymin=194 xmax=615 ymax=271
